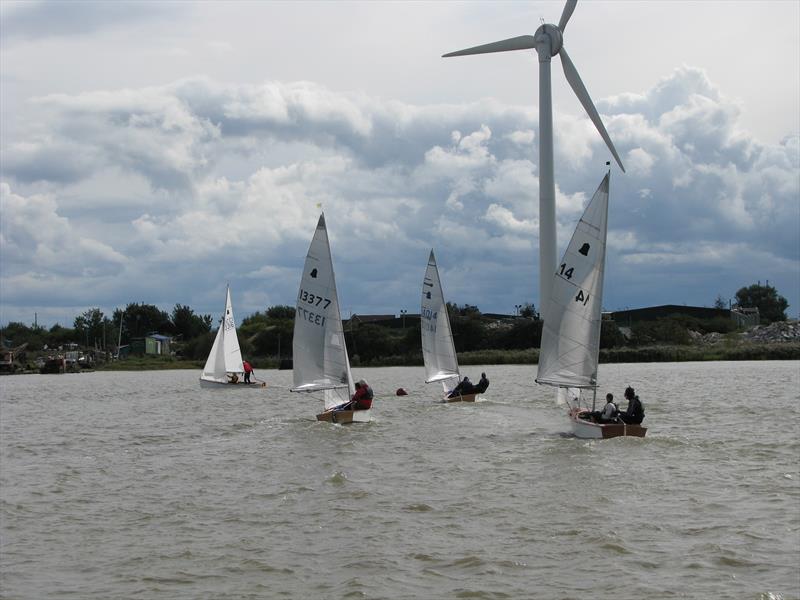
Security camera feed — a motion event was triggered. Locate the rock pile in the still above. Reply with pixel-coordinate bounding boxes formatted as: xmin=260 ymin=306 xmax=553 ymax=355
xmin=688 ymin=321 xmax=800 ymax=345
xmin=688 ymin=330 xmax=726 ymax=344
xmin=741 ymin=321 xmax=800 ymax=343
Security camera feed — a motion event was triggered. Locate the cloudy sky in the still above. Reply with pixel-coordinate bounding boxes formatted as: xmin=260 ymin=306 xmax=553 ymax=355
xmin=1 ymin=0 xmax=798 ymax=328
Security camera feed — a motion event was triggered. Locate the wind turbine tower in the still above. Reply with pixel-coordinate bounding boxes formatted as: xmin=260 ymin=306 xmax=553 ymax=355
xmin=443 ymin=0 xmax=625 ymax=317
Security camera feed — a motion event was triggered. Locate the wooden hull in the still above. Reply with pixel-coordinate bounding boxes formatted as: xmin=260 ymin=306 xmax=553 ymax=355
xmin=570 ymin=409 xmax=647 ymax=439
xmin=199 ymin=377 xmax=266 ymax=389
xmin=442 ymin=392 xmax=482 ymax=403
xmin=316 ymin=408 xmax=372 ymax=424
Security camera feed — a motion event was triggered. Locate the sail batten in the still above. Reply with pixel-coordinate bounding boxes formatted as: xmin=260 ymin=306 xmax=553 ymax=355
xmin=421 ymin=250 xmax=460 ymax=393
xmin=291 ymin=213 xmax=354 ymax=410
xmin=536 ymin=173 xmax=609 ymax=389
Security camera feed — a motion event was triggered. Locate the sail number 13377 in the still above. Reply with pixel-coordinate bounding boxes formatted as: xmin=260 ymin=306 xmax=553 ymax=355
xmin=299 ymin=288 xmax=332 ymax=309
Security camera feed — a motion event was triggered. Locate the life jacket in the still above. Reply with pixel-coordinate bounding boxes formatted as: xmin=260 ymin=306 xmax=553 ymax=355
xmin=601 ymin=402 xmax=617 ymax=420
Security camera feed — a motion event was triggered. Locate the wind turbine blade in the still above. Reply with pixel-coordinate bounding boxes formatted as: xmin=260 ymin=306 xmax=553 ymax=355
xmin=442 ymin=35 xmax=537 ymax=58
xmin=558 ymin=0 xmax=578 ymax=32
xmin=559 ymin=46 xmax=625 ymax=172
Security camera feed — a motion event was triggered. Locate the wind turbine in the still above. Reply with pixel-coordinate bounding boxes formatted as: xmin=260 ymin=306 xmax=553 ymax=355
xmin=443 ymin=0 xmax=625 ymax=317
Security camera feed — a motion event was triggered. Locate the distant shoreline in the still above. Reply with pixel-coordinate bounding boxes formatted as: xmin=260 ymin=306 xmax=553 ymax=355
xmin=5 ymin=341 xmax=797 ymax=376
xmin=95 ymin=341 xmax=800 ymax=371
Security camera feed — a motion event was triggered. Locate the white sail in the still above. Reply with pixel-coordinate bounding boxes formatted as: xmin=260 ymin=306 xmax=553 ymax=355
xmin=291 ymin=213 xmax=354 ymax=410
xmin=201 ymin=285 xmax=244 ymax=383
xmin=536 ymin=173 xmax=609 ymax=389
xmin=421 ymin=250 xmax=460 ymax=393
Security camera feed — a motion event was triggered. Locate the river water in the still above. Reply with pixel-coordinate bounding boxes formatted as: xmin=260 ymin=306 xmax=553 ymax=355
xmin=1 ymin=361 xmax=798 ymax=599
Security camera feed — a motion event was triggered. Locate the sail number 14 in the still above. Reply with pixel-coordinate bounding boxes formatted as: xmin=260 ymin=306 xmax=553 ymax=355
xmin=559 ymin=264 xmax=590 ymax=306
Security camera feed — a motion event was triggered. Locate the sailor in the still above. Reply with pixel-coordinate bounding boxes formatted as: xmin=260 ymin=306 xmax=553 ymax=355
xmin=618 ymin=387 xmax=645 ymax=424
xmin=448 ymin=376 xmax=474 ymax=398
xmin=227 ymin=373 xmax=239 ymax=384
xmin=599 ymin=393 xmax=618 ymax=423
xmin=350 ymin=379 xmax=373 ymax=410
xmin=475 ymin=372 xmax=490 ymax=393
xmin=242 ymin=360 xmax=254 ymax=383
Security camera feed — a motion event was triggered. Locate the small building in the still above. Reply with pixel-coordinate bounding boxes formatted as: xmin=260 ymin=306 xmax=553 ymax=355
xmin=147 ymin=334 xmax=172 ymax=355
xmin=129 ymin=334 xmax=172 ymax=356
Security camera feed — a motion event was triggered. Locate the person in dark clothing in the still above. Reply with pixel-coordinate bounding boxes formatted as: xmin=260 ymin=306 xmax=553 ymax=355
xmin=474 ymin=372 xmax=490 ymax=393
xmin=448 ymin=376 xmax=474 ymax=398
xmin=618 ymin=386 xmax=645 ymax=424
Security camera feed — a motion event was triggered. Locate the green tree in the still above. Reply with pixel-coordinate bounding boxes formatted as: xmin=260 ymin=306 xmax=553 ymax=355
xmin=266 ymin=305 xmax=296 ymax=320
xmin=488 ymin=319 xmax=542 ymax=350
xmin=113 ymin=303 xmax=171 ymax=342
xmin=713 ymin=294 xmax=727 ymax=309
xmin=48 ymin=324 xmax=77 ymax=347
xmin=631 ymin=317 xmax=691 ymax=346
xmin=735 ymin=283 xmax=788 ymax=324
xmin=250 ymin=321 xmax=294 ymax=357
xmin=73 ymin=308 xmax=108 ymax=348
xmin=599 ymin=319 xmax=626 ymax=348
xmin=1 ymin=322 xmax=46 ymax=350
xmin=171 ymin=304 xmax=212 ymax=340
xmin=347 ymin=324 xmax=394 ymax=364
xmin=182 ymin=331 xmax=215 ymax=361
xmin=447 ymin=302 xmax=482 ymax=318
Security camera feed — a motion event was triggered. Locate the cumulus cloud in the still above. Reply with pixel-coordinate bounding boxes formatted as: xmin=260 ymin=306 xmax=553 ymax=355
xmin=1 ymin=183 xmax=127 ymax=274
xmin=1 ymin=67 xmax=798 ymax=324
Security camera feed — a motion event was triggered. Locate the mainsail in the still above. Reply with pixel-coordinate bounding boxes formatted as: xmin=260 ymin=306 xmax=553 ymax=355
xmin=536 ymin=173 xmax=609 ymax=390
xmin=291 ymin=213 xmax=354 ymax=410
xmin=201 ymin=285 xmax=244 ymax=383
xmin=421 ymin=250 xmax=460 ymax=393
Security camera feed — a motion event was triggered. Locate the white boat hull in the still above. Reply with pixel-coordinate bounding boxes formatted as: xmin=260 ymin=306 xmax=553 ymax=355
xmin=569 ymin=408 xmax=647 ymax=439
xmin=199 ymin=377 xmax=265 ymax=389
xmin=316 ymin=408 xmax=372 ymax=424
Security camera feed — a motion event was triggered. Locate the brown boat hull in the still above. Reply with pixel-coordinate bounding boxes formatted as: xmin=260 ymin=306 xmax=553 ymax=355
xmin=316 ymin=408 xmax=372 ymax=424
xmin=442 ymin=392 xmax=481 ymax=403
xmin=570 ymin=409 xmax=647 ymax=439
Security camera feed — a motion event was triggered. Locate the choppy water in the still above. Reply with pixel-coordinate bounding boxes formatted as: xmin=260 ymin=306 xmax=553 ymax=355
xmin=1 ymin=361 xmax=798 ymax=599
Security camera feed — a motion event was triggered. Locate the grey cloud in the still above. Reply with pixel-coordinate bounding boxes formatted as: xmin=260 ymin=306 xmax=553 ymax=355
xmin=1 ymin=1 xmax=185 ymax=43
xmin=1 ymin=68 xmax=798 ymax=323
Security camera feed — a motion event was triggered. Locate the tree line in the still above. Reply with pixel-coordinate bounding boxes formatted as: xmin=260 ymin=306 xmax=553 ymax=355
xmin=0 ymin=283 xmax=790 ymax=363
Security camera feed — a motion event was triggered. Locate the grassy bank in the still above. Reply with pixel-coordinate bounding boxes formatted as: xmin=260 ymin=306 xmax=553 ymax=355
xmin=348 ymin=343 xmax=799 ymax=367
xmin=91 ymin=342 xmax=799 ymax=372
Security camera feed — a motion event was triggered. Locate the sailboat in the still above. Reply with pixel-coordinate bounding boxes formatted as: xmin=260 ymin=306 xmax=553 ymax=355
xmin=535 ymin=172 xmax=646 ymax=439
xmin=200 ymin=285 xmax=261 ymax=387
xmin=290 ymin=213 xmax=371 ymax=423
xmin=421 ymin=250 xmax=483 ymax=402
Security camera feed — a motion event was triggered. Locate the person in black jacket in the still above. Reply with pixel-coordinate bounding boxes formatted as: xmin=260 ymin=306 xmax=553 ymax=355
xmin=448 ymin=376 xmax=474 ymax=397
xmin=474 ymin=372 xmax=490 ymax=393
xmin=618 ymin=386 xmax=645 ymax=424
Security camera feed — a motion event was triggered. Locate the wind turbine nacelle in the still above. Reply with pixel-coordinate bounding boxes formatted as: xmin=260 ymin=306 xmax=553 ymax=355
xmin=535 ymin=24 xmax=563 ymax=57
